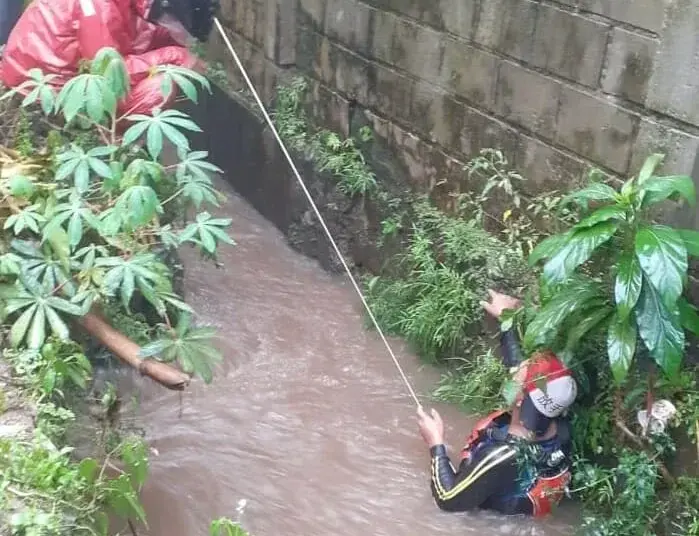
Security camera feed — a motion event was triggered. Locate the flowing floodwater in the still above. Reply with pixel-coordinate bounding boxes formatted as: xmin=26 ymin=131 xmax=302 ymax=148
xmin=132 ymin=180 xmax=577 ymax=536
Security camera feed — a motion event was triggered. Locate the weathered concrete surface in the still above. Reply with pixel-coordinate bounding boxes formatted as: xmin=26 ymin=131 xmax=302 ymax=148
xmin=214 ymin=0 xmax=699 ymax=201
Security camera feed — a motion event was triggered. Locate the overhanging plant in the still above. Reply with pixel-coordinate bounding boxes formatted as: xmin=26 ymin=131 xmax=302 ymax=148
xmin=525 ymin=154 xmax=699 ymax=384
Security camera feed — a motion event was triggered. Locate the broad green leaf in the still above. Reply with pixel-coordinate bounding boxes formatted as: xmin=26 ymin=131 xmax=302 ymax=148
xmin=78 ymin=458 xmax=99 ymax=483
xmin=561 ymin=182 xmax=617 ymax=207
xmin=635 ymin=225 xmax=687 ymax=307
xmin=614 ymin=253 xmax=642 ymax=321
xmin=528 ymin=232 xmax=570 ymax=266
xmin=543 ymin=221 xmax=618 ymax=285
xmin=524 ymin=278 xmax=606 ymax=349
xmin=564 ymin=305 xmax=613 ymax=355
xmin=678 ymin=297 xmax=699 ymax=336
xmin=677 ymin=229 xmax=699 ymax=257
xmin=635 ymin=279 xmax=684 ymax=377
xmin=641 ymin=175 xmax=696 ymax=208
xmin=573 ymin=205 xmax=627 ymax=229
xmin=607 ymin=313 xmax=637 ymax=384
xmin=637 ymin=153 xmax=665 ymax=184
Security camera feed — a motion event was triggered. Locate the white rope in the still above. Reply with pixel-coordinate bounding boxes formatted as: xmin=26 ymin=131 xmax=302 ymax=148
xmin=213 ymin=18 xmax=422 ymax=408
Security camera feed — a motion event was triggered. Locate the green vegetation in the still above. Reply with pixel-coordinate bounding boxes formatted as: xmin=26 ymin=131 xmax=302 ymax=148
xmin=273 ymin=75 xmax=699 ymax=535
xmin=0 ymin=47 xmax=234 ymax=534
xmin=274 ymin=77 xmax=377 ymax=196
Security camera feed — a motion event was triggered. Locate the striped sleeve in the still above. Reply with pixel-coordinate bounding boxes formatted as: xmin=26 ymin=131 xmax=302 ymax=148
xmin=429 ymin=443 xmax=518 ymax=512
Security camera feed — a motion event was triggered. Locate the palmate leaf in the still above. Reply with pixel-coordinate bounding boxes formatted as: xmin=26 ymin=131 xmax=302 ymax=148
xmin=179 ymin=212 xmax=235 ymax=254
xmin=55 ymin=73 xmax=117 ymax=122
xmin=615 ymin=253 xmax=642 ymax=321
xmin=542 ymin=221 xmax=619 ymax=285
xmin=139 ymin=313 xmax=222 ymax=383
xmin=12 ymin=240 xmax=76 ymax=295
xmin=5 ymin=277 xmax=83 ymax=349
xmin=114 ymin=185 xmax=162 ymax=228
xmin=122 ymin=109 xmax=202 ymax=161
xmin=96 ymin=253 xmax=164 ymax=311
xmin=156 ymin=65 xmax=211 ymax=103
xmin=42 ymin=190 xmax=100 ymax=247
xmin=176 ymin=150 xmax=222 ymax=182
xmin=4 ymin=204 xmax=46 ymax=235
xmin=137 ymin=277 xmax=193 ymax=317
xmin=90 ymin=47 xmax=129 ymax=100
xmin=0 ymin=68 xmax=58 ymax=115
xmin=634 ymin=224 xmax=687 ymax=308
xmin=55 ymin=144 xmax=116 ymax=193
xmin=607 ymin=313 xmax=637 ymax=384
xmin=635 ymin=278 xmax=684 ymax=377
xmin=524 ymin=277 xmax=607 ymax=350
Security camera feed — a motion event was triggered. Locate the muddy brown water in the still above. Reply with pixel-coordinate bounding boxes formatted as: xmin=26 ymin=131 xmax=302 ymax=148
xmin=127 ymin=180 xmax=577 ymax=536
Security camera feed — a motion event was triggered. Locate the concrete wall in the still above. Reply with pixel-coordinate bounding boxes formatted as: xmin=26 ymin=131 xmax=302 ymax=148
xmin=209 ymin=0 xmax=699 ymax=200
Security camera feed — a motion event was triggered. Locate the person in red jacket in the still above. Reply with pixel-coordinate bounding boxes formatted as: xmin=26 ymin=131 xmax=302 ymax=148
xmin=0 ymin=0 xmax=216 ymax=116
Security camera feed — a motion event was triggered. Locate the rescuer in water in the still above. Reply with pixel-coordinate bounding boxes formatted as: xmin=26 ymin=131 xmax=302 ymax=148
xmin=0 ymin=0 xmax=218 ymax=116
xmin=418 ymin=289 xmax=577 ymax=517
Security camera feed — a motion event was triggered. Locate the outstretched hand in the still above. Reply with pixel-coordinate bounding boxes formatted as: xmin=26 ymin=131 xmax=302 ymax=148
xmin=417 ymin=406 xmax=444 ymax=448
xmin=480 ymin=289 xmax=521 ymax=320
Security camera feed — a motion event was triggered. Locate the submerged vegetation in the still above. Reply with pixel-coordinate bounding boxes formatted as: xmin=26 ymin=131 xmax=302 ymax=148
xmin=274 ymin=75 xmax=699 ymax=535
xmin=0 ymin=47 xmax=237 ymax=534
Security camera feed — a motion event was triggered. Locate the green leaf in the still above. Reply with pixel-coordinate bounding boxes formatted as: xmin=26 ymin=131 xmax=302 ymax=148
xmin=10 ymin=304 xmax=36 ymax=347
xmin=8 ymin=175 xmax=36 ymax=198
xmin=573 ymin=205 xmax=627 ymax=229
xmin=615 ymin=253 xmax=642 ymax=321
xmin=528 ymin=232 xmax=570 ymax=266
xmin=637 ymin=153 xmax=665 ymax=184
xmin=635 ymin=279 xmax=684 ymax=377
xmin=27 ymin=304 xmax=46 ymax=349
xmin=561 ymin=182 xmax=618 ymax=207
xmin=564 ymin=305 xmax=613 ymax=355
xmin=114 ymin=185 xmax=162 ymax=228
xmin=635 ymin=225 xmax=687 ymax=307
xmin=542 ymin=221 xmax=618 ymax=285
xmin=607 ymin=313 xmax=637 ymax=384
xmin=78 ymin=458 xmax=99 ymax=483
xmin=677 ymin=229 xmax=699 ymax=257
xmin=524 ymin=278 xmax=606 ymax=349
xmin=641 ymin=175 xmax=696 ymax=208
xmin=679 ymin=297 xmax=699 ymax=336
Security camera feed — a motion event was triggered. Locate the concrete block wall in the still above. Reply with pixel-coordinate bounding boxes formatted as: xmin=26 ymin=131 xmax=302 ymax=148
xmin=211 ymin=0 xmax=699 ymax=198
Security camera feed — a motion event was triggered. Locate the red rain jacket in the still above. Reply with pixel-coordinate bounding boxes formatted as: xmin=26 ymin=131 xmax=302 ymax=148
xmin=0 ymin=0 xmax=198 ymax=116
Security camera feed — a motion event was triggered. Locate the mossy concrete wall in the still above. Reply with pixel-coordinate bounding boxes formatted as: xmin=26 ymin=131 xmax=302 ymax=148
xmin=208 ymin=0 xmax=699 ymax=210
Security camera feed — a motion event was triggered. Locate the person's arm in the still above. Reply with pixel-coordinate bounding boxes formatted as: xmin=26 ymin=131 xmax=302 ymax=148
xmin=429 ymin=443 xmax=519 ymax=512
xmin=500 ymin=328 xmax=523 ymax=368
